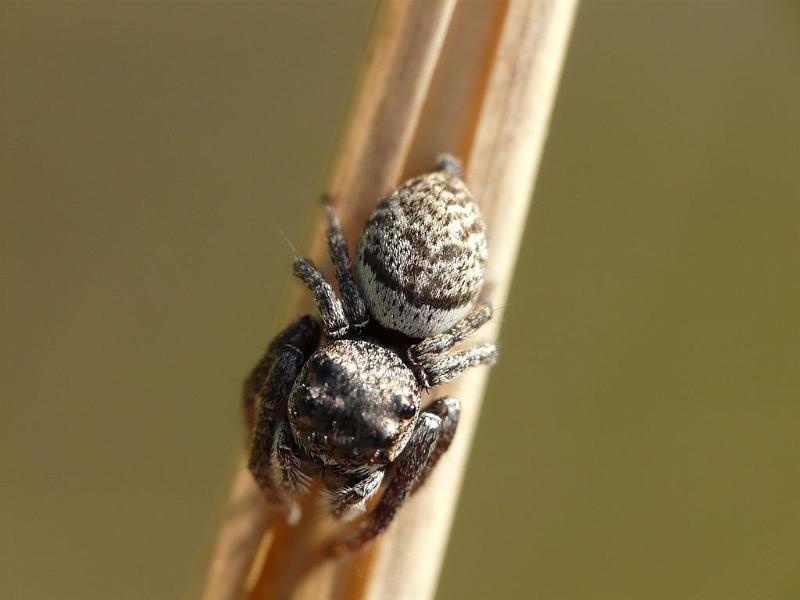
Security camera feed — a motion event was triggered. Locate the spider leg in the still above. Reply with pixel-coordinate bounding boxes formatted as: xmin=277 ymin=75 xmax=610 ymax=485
xmin=243 ymin=315 xmax=320 ymax=431
xmin=248 ymin=345 xmax=306 ymax=503
xmin=415 ymin=343 xmax=498 ymax=389
xmin=293 ymin=257 xmax=349 ymax=339
xmin=326 ymin=468 xmax=385 ymax=521
xmin=271 ymin=421 xmax=311 ymax=499
xmin=434 ymin=153 xmax=463 ymax=177
xmin=323 ymin=198 xmax=368 ymax=329
xmin=345 ymin=413 xmax=442 ymax=550
xmin=412 ymin=397 xmax=461 ymax=492
xmin=407 ymin=303 xmax=492 ymax=365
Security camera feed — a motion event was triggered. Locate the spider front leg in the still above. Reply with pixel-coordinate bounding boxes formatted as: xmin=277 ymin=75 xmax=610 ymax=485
xmin=413 ymin=397 xmax=461 ymax=492
xmin=345 ymin=413 xmax=442 ymax=550
xmin=271 ymin=421 xmax=311 ymax=501
xmin=243 ymin=315 xmax=320 ymax=432
xmin=248 ymin=345 xmax=305 ymax=503
xmin=245 ymin=315 xmax=319 ymax=503
xmin=326 ymin=468 xmax=385 ymax=521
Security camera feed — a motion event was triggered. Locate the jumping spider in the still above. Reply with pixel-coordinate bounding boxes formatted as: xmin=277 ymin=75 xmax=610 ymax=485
xmin=243 ymin=155 xmax=497 ymax=550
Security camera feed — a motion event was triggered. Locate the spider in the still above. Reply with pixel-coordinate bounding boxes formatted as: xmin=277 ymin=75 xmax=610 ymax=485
xmin=243 ymin=155 xmax=497 ymax=550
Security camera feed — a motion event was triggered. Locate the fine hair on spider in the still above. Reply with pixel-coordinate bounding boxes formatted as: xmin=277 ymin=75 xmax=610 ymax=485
xmin=242 ymin=154 xmax=497 ymax=551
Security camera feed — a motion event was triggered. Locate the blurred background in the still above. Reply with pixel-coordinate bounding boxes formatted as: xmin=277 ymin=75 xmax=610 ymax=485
xmin=2 ymin=2 xmax=799 ymax=599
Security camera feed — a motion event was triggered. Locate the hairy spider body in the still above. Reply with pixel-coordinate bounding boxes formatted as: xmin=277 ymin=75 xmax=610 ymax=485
xmin=243 ymin=155 xmax=497 ymax=550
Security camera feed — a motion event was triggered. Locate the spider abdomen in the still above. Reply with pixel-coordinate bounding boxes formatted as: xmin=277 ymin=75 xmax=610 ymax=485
xmin=356 ymin=170 xmax=487 ymax=338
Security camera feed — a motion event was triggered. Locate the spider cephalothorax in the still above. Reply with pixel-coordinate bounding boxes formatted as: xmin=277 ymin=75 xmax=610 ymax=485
xmin=288 ymin=340 xmax=420 ymax=467
xmin=243 ymin=155 xmax=497 ymax=550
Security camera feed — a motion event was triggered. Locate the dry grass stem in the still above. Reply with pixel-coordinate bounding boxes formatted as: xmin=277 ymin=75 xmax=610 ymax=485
xmin=201 ymin=0 xmax=577 ymax=598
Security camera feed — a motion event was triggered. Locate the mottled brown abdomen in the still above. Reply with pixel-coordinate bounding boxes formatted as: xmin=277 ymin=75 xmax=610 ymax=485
xmin=356 ymin=170 xmax=487 ymax=338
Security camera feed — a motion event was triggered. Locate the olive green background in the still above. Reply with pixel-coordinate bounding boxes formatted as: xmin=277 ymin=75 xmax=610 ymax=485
xmin=2 ymin=2 xmax=799 ymax=599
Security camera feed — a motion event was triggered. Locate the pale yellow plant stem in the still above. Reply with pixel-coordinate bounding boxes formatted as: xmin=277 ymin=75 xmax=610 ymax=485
xmin=201 ymin=1 xmax=577 ymax=598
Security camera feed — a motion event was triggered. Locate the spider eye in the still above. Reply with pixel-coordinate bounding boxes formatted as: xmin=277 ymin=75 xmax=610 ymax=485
xmin=393 ymin=395 xmax=416 ymax=419
xmin=398 ymin=404 xmax=416 ymax=419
